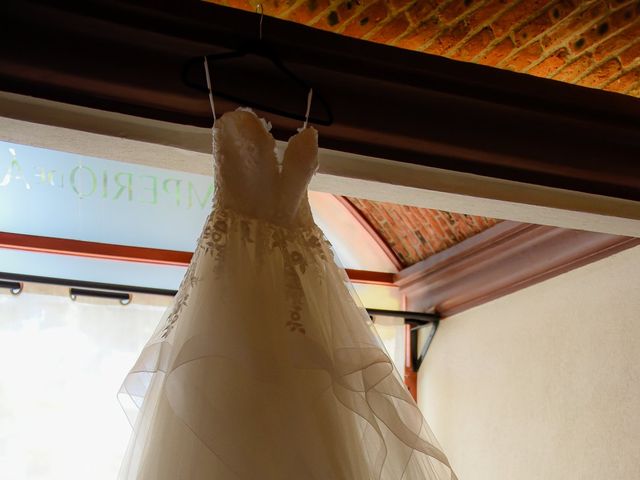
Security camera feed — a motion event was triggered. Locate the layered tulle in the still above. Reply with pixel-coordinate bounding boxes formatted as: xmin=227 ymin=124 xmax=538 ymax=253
xmin=118 ymin=205 xmax=456 ymax=479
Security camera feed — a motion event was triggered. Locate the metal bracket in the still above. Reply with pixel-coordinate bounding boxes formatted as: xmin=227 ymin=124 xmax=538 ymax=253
xmin=367 ymin=308 xmax=440 ymax=372
xmin=410 ymin=320 xmax=439 ymax=372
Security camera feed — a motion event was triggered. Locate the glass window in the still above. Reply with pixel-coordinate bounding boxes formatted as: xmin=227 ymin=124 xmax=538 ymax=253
xmin=0 ymin=285 xmax=166 ymax=479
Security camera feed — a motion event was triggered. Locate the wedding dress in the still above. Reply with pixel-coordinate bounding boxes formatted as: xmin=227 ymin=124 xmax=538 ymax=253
xmin=118 ymin=107 xmax=457 ymax=480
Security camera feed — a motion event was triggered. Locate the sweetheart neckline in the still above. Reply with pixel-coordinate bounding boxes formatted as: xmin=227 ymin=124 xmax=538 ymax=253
xmin=211 ymin=107 xmax=320 ymax=176
xmin=212 ymin=107 xmax=316 ymax=148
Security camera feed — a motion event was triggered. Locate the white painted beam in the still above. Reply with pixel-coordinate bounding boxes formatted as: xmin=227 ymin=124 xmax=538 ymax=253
xmin=1 ymin=91 xmax=638 ymax=237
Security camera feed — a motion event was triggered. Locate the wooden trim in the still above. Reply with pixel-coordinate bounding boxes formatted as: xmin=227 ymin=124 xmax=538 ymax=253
xmin=0 ymin=231 xmax=192 ymax=266
xmin=334 ymin=196 xmax=404 ymax=271
xmin=395 ymin=222 xmax=640 ymax=317
xmin=403 ymin=323 xmax=417 ymax=402
xmin=1 ymin=0 xmax=639 ymax=201
xmin=0 ymin=231 xmax=395 ymax=286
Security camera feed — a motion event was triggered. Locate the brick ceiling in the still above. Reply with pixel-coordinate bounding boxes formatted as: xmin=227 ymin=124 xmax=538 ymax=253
xmin=206 ymin=0 xmax=640 ymax=268
xmin=344 ymin=198 xmax=500 ymax=267
xmin=213 ymin=0 xmax=640 ymax=95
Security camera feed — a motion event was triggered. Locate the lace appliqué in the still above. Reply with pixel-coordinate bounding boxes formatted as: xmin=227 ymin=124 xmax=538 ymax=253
xmin=159 ymin=210 xmax=229 ymax=340
xmin=160 ymin=257 xmax=200 ymax=339
xmin=202 ymin=210 xmax=230 ymax=269
xmin=271 ymin=227 xmax=330 ymax=336
xmin=159 ymin=205 xmax=331 ymax=340
xmin=271 ymin=230 xmax=306 ymax=334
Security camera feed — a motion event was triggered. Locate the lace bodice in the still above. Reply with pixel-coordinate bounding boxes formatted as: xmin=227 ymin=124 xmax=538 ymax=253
xmin=212 ymin=108 xmax=318 ymax=227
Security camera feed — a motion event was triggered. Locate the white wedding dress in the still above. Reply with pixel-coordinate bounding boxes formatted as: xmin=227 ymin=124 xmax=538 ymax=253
xmin=118 ymin=108 xmax=457 ymax=480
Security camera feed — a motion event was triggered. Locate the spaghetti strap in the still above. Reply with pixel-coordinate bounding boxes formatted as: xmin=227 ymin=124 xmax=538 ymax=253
xmin=303 ymin=88 xmax=313 ymax=130
xmin=203 ymin=56 xmax=217 ymax=127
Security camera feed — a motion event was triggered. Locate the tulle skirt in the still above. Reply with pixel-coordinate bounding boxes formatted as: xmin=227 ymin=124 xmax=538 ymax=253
xmin=118 ymin=205 xmax=456 ymax=479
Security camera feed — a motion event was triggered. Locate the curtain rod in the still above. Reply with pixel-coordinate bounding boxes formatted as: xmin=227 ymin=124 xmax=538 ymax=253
xmin=0 ymin=272 xmax=439 ymax=324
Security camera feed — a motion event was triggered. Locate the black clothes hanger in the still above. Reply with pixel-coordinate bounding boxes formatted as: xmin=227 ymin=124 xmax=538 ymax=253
xmin=182 ymin=7 xmax=333 ymax=126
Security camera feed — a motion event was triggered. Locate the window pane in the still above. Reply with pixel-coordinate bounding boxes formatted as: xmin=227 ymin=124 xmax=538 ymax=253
xmin=0 ymin=141 xmax=212 ymax=251
xmin=0 ymin=286 xmax=164 ymax=479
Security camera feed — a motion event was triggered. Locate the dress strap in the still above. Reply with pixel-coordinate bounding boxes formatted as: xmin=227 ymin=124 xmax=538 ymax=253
xmin=303 ymin=88 xmax=313 ymax=130
xmin=203 ymin=56 xmax=217 ymax=127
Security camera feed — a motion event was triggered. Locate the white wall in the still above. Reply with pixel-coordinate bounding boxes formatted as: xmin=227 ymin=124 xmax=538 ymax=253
xmin=418 ymin=246 xmax=640 ymax=480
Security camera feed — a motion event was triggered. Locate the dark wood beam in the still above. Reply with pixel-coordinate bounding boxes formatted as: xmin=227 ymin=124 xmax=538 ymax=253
xmin=395 ymin=222 xmax=640 ymax=317
xmin=1 ymin=0 xmax=639 ymax=201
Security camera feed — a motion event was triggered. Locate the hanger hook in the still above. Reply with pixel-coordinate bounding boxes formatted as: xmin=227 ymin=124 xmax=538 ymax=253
xmin=256 ymin=3 xmax=264 ymax=40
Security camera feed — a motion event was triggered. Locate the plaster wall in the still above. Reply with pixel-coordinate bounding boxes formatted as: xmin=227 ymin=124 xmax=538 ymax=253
xmin=418 ymin=246 xmax=640 ymax=479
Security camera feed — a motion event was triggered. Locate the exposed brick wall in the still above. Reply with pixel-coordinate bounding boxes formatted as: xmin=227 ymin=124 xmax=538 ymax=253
xmin=210 ymin=0 xmax=640 ymax=97
xmin=345 ymin=197 xmax=500 ymax=266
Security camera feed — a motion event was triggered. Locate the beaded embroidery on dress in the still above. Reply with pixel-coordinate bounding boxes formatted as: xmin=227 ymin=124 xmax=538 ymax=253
xmin=118 ymin=108 xmax=457 ymax=480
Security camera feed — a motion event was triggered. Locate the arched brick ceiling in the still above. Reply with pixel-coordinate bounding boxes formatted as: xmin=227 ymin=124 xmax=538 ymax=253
xmin=205 ymin=0 xmax=640 ymax=267
xmin=211 ymin=0 xmax=640 ymax=96
xmin=343 ymin=197 xmax=500 ymax=267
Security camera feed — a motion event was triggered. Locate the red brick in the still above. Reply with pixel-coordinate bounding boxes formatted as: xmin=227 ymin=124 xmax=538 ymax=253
xmin=425 ymin=213 xmax=446 ymax=240
xmin=502 ymin=41 xmax=544 ymax=70
xmin=608 ymin=1 xmax=640 ymax=30
xmin=425 ymin=19 xmax=472 ymax=55
xmin=433 ymin=0 xmax=512 ymax=54
xmin=438 ymin=0 xmax=481 ymax=24
xmin=477 ymin=36 xmax=516 ymax=66
xmin=546 ymin=0 xmax=582 ymax=25
xmin=594 ymin=22 xmax=640 ymax=61
xmin=527 ymin=48 xmax=569 ymax=77
xmin=395 ymin=17 xmax=441 ymax=50
xmin=450 ymin=213 xmax=474 ymax=237
xmin=369 ymin=13 xmax=411 ymax=44
xmin=342 ymin=0 xmax=390 ymax=37
xmin=514 ymin=10 xmax=553 ymax=47
xmin=285 ymin=0 xmax=330 ymax=23
xmin=491 ymin=0 xmax=555 ymax=38
xmin=578 ymin=58 xmax=622 ymax=87
xmin=223 ymin=0 xmax=256 ymax=11
xmin=619 ymin=40 xmax=640 ymax=66
xmin=483 ymin=216 xmax=499 ymax=228
xmin=451 ymin=27 xmax=495 ymax=61
xmin=335 ymin=0 xmax=363 ymax=26
xmin=627 ymin=81 xmax=640 ymax=96
xmin=514 ymin=0 xmax=580 ymax=46
xmin=259 ymin=0 xmax=298 ymax=16
xmin=438 ymin=216 xmax=460 ymax=244
xmin=313 ymin=2 xmax=358 ymax=31
xmin=608 ymin=0 xmax=632 ymax=8
xmin=219 ymin=0 xmax=640 ymax=101
xmin=541 ymin=2 xmax=606 ymax=50
xmin=569 ymin=2 xmax=640 ymax=54
xmin=338 ymin=202 xmax=502 ymax=265
xmin=604 ymin=67 xmax=640 ymax=92
xmin=468 ymin=0 xmax=514 ymax=25
xmin=390 ymin=0 xmax=413 ymax=11
xmin=553 ymin=53 xmax=595 ymax=82
xmin=405 ymin=0 xmax=440 ymax=24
